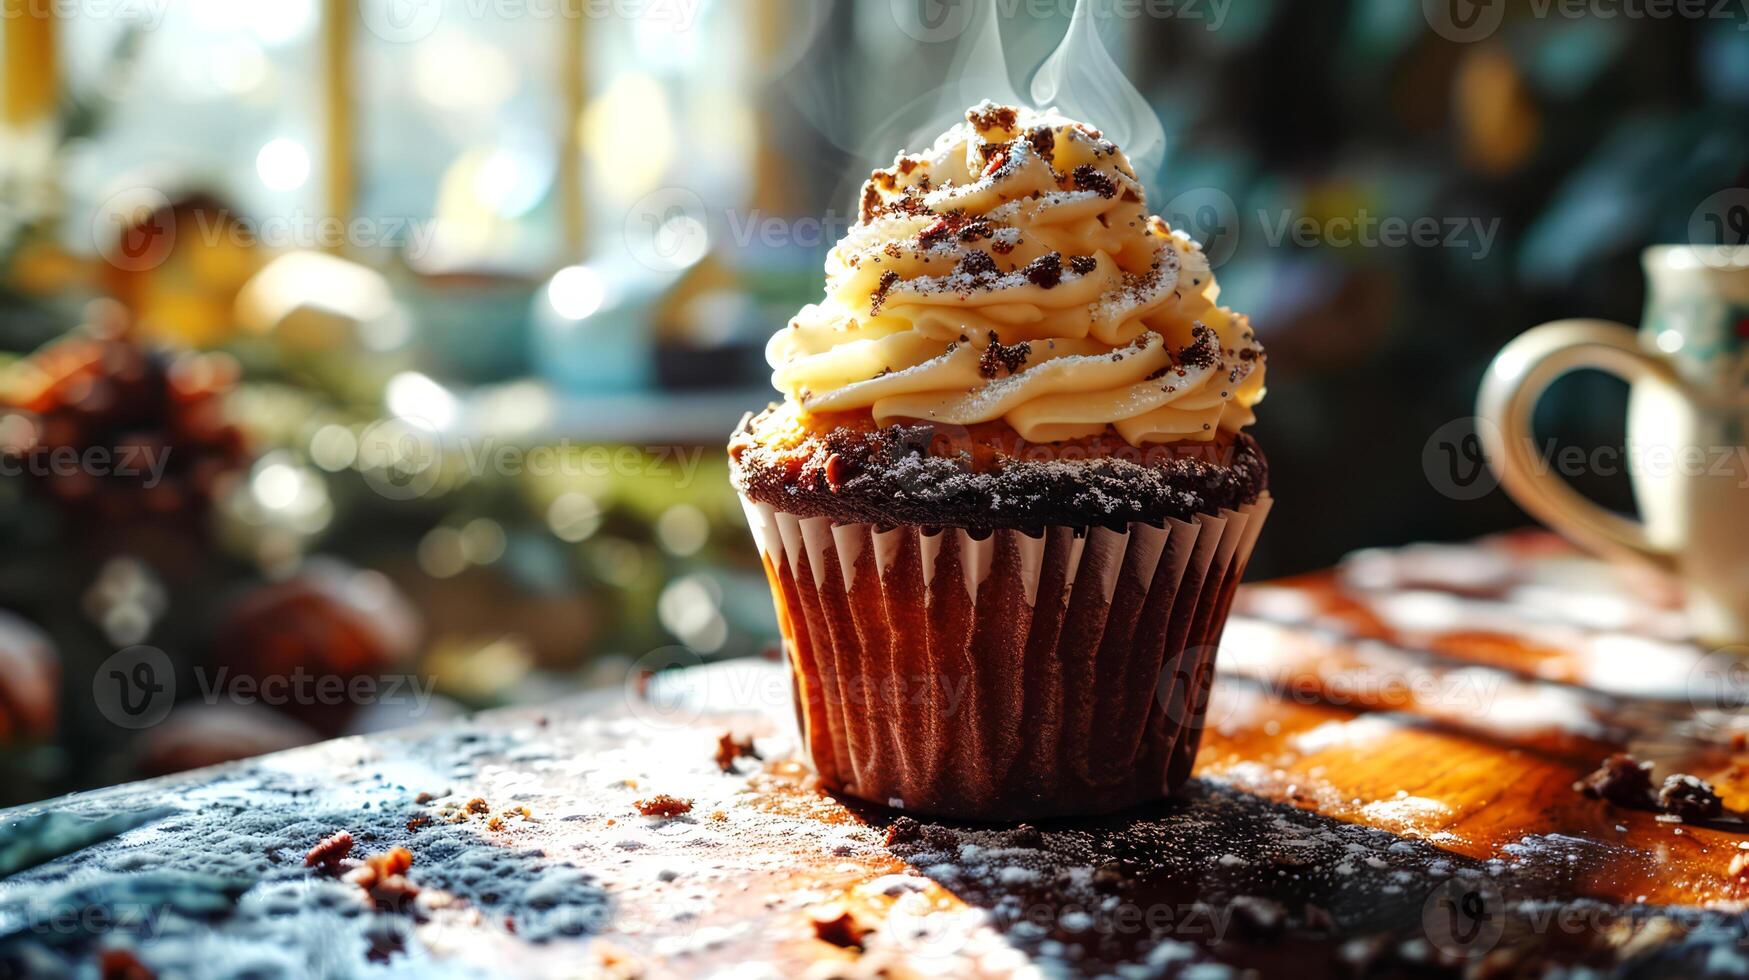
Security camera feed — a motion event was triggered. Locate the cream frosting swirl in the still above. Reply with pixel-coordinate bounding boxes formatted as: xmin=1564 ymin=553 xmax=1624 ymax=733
xmin=766 ymin=103 xmax=1266 ymax=445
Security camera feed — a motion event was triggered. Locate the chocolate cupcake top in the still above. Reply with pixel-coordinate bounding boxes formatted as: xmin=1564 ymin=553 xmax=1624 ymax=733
xmin=766 ymin=102 xmax=1266 ymax=446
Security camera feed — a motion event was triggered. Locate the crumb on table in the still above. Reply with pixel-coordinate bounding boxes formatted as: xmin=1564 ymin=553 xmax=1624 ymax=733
xmin=635 ymin=795 xmax=693 ymax=818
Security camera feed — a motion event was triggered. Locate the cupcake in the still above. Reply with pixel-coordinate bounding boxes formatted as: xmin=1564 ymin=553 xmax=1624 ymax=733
xmin=729 ymin=103 xmax=1270 ymax=820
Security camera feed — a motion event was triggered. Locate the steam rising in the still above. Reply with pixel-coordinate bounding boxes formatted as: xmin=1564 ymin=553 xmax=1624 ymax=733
xmin=1030 ymin=1 xmax=1166 ymax=184
xmin=864 ymin=4 xmax=1025 ymax=167
xmin=798 ymin=0 xmax=1168 ymax=209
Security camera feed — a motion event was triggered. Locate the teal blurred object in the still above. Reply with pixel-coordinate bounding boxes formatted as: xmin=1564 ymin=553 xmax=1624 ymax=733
xmin=402 ymin=272 xmax=537 ymax=383
xmin=1519 ymin=113 xmax=1749 ymax=289
xmin=531 ymin=255 xmax=669 ymax=395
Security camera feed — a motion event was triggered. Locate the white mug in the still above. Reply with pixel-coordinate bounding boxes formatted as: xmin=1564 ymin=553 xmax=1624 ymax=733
xmin=1478 ymin=245 xmax=1749 ymax=644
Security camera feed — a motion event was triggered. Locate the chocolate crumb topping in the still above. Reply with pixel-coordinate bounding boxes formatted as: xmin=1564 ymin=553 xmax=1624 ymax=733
xmin=966 ymin=103 xmax=1018 ymax=132
xmin=956 ymin=219 xmax=993 ymax=242
xmin=991 ymin=236 xmax=1016 ymax=255
xmin=1178 ymin=324 xmax=1220 ymax=369
xmin=1022 ymin=252 xmax=1063 ymax=289
xmin=978 ymin=332 xmax=1031 ymax=378
xmin=981 ymin=145 xmax=1012 ymax=179
xmin=823 ymin=452 xmax=853 ymax=489
xmin=957 ymin=250 xmax=999 ymax=280
xmin=871 ymin=270 xmax=900 ymax=314
xmin=918 ymin=210 xmax=987 ymax=249
xmin=1072 ymin=164 xmax=1118 ymax=199
xmin=917 ymin=216 xmax=953 ymax=249
xmin=1025 ymin=125 xmax=1056 ymax=161
xmin=1068 ymin=254 xmax=1097 ymax=276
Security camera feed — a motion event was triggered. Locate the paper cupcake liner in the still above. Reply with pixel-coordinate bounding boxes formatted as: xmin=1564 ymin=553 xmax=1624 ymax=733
xmin=739 ymin=493 xmax=1272 ymax=821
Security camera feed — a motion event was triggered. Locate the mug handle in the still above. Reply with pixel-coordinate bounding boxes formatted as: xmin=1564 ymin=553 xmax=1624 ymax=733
xmin=1476 ymin=319 xmax=1684 ymax=576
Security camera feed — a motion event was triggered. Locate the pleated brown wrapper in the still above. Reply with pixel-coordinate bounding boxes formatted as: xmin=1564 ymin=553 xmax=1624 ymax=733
xmin=739 ymin=493 xmax=1272 ymax=821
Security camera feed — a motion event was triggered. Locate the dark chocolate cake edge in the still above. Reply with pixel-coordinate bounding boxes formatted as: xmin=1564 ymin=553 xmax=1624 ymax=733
xmin=729 ymin=408 xmax=1268 ymax=532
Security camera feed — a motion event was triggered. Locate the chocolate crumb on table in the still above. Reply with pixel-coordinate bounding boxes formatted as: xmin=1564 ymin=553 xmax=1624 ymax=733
xmin=1659 ymin=774 xmax=1723 ymax=820
xmin=1576 ymin=754 xmax=1656 ymax=808
xmin=1301 ymin=903 xmax=1337 ymax=933
xmin=1091 ymin=863 xmax=1127 ymax=892
xmin=714 ymin=732 xmax=761 ymax=773
xmin=99 ymin=948 xmax=155 ymax=980
xmin=1228 ymin=896 xmax=1289 ymax=939
xmin=635 ymin=795 xmax=693 ymax=817
xmin=883 ymin=816 xmax=921 ymax=847
xmin=304 ymin=830 xmax=354 ymax=870
xmin=809 ymin=904 xmax=868 ymax=949
xmin=346 ymin=847 xmax=420 ymax=910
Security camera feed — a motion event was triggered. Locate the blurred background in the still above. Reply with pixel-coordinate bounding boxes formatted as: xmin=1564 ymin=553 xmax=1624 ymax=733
xmin=0 ymin=0 xmax=1745 ymax=804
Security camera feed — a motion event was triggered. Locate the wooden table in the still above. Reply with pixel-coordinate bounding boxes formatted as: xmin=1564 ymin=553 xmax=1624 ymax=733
xmin=3 ymin=533 xmax=1747 ymax=978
